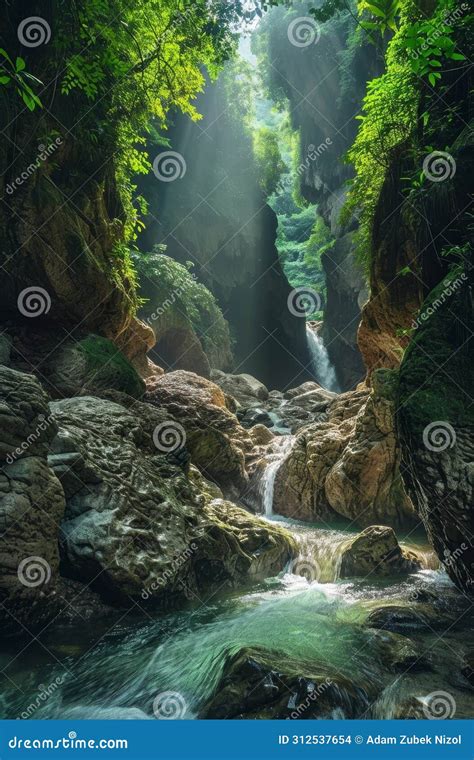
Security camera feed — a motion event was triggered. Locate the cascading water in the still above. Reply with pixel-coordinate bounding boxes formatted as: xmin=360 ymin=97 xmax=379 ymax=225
xmin=306 ymin=325 xmax=339 ymax=392
xmin=260 ymin=436 xmax=294 ymax=515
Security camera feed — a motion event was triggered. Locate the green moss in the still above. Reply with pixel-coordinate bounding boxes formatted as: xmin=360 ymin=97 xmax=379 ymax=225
xmin=78 ymin=335 xmax=145 ymax=399
xmin=398 ymin=271 xmax=473 ymax=433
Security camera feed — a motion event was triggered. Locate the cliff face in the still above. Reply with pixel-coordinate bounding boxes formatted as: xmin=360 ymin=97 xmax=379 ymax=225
xmin=0 ymin=4 xmax=154 ymax=372
xmin=397 ymin=271 xmax=473 ymax=594
xmin=137 ymin=72 xmax=311 ymax=389
xmin=257 ymin=3 xmax=375 ymax=389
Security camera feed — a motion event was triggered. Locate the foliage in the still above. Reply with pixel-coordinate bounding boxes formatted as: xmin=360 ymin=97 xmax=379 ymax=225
xmin=133 ymin=249 xmax=232 ymax=361
xmin=343 ymin=0 xmax=471 ymax=266
xmin=0 ymin=49 xmax=42 ymax=110
xmin=253 ymin=127 xmax=286 ymax=197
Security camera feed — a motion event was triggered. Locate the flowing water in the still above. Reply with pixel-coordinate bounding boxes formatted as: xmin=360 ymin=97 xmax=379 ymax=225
xmin=1 ymin=511 xmax=472 ymax=721
xmin=260 ymin=436 xmax=294 ymax=515
xmin=306 ymin=326 xmax=340 ymax=392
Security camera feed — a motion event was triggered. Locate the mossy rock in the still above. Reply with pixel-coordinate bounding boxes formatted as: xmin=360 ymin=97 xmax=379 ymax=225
xmin=397 ymin=268 xmax=473 ymax=593
xmin=48 ymin=334 xmax=145 ymax=399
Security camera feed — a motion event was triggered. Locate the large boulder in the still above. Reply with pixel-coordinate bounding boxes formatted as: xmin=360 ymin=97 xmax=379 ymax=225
xmin=211 ymin=370 xmax=269 ymax=407
xmin=51 ymin=395 xmax=295 ymax=603
xmin=201 ymin=647 xmax=374 ymax=719
xmin=272 ymin=378 xmax=415 ymax=528
xmin=339 ymin=526 xmax=422 ymax=579
xmin=397 ymin=270 xmax=474 ymax=594
xmin=0 ymin=366 xmax=102 ymax=629
xmin=146 ymin=371 xmax=252 ymax=498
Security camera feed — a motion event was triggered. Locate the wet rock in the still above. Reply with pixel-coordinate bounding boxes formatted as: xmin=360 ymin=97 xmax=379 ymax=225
xmin=200 ymin=647 xmax=373 ymax=719
xmin=247 ymin=424 xmax=275 ymax=447
xmin=46 ymin=334 xmax=146 ymax=398
xmin=0 ymin=334 xmax=12 ymax=366
xmin=52 ymin=395 xmax=294 ymax=603
xmin=367 ymin=629 xmax=431 ymax=673
xmin=339 ymin=526 xmax=422 ymax=579
xmin=397 ymin=271 xmax=474 ymax=594
xmin=238 ymin=407 xmax=274 ymax=429
xmin=146 ymin=370 xmax=252 ymax=498
xmin=364 ymin=603 xmax=451 ymax=633
xmin=211 ymin=370 xmax=269 ymax=407
xmin=273 ymin=373 xmax=415 ymax=527
xmin=0 ymin=367 xmax=64 ymax=623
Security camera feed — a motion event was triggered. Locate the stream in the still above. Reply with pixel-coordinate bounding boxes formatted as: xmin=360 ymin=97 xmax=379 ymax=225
xmin=0 ymin=430 xmax=472 ymax=721
xmin=1 ymin=510 xmax=472 ymax=720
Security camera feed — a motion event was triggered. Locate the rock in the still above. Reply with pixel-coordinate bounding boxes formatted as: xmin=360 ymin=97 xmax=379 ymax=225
xmin=398 ymin=271 xmax=474 ymax=594
xmin=0 ymin=366 xmax=103 ymax=630
xmin=272 ymin=373 xmax=415 ymax=528
xmin=339 ymin=526 xmax=422 ymax=578
xmin=0 ymin=334 xmax=12 ymax=366
xmin=46 ymin=334 xmax=145 ymax=398
xmin=364 ymin=604 xmax=451 ymax=633
xmin=51 ymin=395 xmax=294 ymax=603
xmin=247 ymin=424 xmax=275 ymax=447
xmin=238 ymin=407 xmax=274 ymax=429
xmin=211 ymin=370 xmax=269 ymax=407
xmin=146 ymin=371 xmax=252 ymax=497
xmin=200 ymin=647 xmax=373 ymax=719
xmin=367 ymin=629 xmax=431 ymax=673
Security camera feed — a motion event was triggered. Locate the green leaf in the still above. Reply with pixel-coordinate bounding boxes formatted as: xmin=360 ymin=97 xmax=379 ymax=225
xmin=0 ymin=75 xmax=11 ymax=84
xmin=450 ymin=53 xmax=466 ymax=61
xmin=15 ymin=57 xmax=26 ymax=72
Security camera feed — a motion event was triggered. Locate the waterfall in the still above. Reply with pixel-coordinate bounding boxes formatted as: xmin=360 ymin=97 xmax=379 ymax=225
xmin=260 ymin=436 xmax=294 ymax=516
xmin=306 ymin=325 xmax=339 ymax=392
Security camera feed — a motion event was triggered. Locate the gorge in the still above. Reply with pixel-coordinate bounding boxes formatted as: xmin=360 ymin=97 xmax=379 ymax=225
xmin=0 ymin=0 xmax=472 ymax=724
